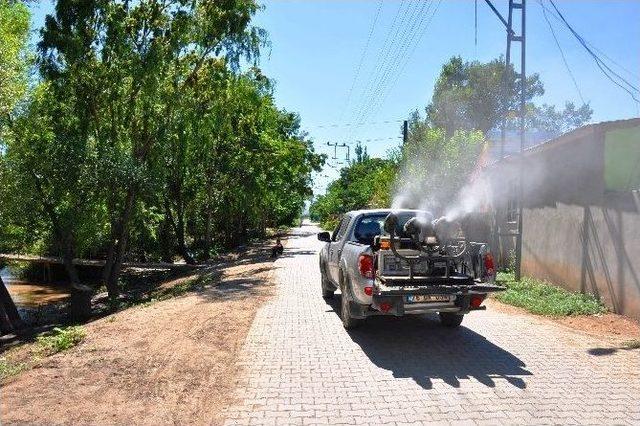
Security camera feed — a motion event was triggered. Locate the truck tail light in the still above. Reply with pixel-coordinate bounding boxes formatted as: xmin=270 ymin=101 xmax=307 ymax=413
xmin=483 ymin=252 xmax=495 ymax=276
xmin=470 ymin=295 xmax=485 ymax=308
xmin=358 ymin=254 xmax=374 ymax=279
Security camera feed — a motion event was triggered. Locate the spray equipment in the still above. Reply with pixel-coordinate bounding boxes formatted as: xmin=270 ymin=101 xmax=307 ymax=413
xmin=382 ymin=212 xmax=467 ymax=258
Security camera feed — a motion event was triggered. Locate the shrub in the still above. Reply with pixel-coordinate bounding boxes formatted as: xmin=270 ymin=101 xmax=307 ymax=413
xmin=36 ymin=326 xmax=86 ymax=355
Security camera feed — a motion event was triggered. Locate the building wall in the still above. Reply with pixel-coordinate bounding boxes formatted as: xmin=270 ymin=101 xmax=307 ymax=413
xmin=515 ymin=120 xmax=640 ymax=320
xmin=522 ymin=196 xmax=640 ymax=320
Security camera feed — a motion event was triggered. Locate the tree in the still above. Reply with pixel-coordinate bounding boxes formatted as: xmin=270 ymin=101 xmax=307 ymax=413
xmin=37 ymin=0 xmax=266 ymax=301
xmin=0 ymin=0 xmax=29 ymax=120
xmin=526 ymin=102 xmax=593 ymax=135
xmin=309 ymin=157 xmax=395 ymax=229
xmin=353 ymin=142 xmax=369 ymax=163
xmin=393 ymin=114 xmax=486 ymax=214
xmin=0 ymin=0 xmax=30 ymax=332
xmin=1 ymin=0 xmax=322 ymax=319
xmin=427 ymin=56 xmax=591 ymax=137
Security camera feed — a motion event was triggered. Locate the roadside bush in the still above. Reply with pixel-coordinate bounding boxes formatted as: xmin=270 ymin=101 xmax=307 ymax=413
xmin=36 ymin=326 xmax=86 ymax=355
xmin=496 ymin=272 xmax=606 ymax=316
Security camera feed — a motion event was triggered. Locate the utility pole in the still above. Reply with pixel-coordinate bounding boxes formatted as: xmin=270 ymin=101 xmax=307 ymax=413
xmin=326 ymin=142 xmax=339 ymax=160
xmin=403 ymin=120 xmax=409 ymax=144
xmin=338 ymin=143 xmax=351 ymax=162
xmin=485 ymin=0 xmax=526 ymax=280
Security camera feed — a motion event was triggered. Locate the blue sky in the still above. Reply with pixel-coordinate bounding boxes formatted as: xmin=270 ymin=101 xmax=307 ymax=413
xmin=28 ymin=1 xmax=640 ymax=194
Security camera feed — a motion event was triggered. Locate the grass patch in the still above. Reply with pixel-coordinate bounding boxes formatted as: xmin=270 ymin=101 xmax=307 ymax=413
xmin=622 ymin=339 xmax=640 ymax=350
xmin=0 ymin=357 xmax=27 ymax=380
xmin=496 ymin=272 xmax=607 ymax=316
xmin=36 ymin=326 xmax=86 ymax=355
xmin=1 ymin=326 xmax=87 ymax=381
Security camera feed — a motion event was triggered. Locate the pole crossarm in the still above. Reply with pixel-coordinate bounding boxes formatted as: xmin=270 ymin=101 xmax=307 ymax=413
xmin=484 ymin=0 xmax=516 ymax=35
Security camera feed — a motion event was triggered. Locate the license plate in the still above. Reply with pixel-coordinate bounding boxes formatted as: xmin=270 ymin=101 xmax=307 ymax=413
xmin=406 ymin=294 xmax=451 ymax=303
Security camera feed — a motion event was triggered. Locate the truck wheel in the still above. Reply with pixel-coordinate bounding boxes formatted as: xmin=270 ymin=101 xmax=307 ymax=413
xmin=340 ymin=283 xmax=363 ymax=330
xmin=320 ymin=265 xmax=334 ymax=299
xmin=439 ymin=312 xmax=464 ymax=328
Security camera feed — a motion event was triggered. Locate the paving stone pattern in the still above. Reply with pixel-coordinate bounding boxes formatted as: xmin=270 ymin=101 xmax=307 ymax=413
xmin=224 ymin=224 xmax=640 ymax=425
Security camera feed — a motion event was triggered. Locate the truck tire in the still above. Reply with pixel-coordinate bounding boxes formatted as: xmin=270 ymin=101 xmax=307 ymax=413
xmin=340 ymin=278 xmax=363 ymax=330
xmin=320 ymin=264 xmax=334 ymax=299
xmin=439 ymin=312 xmax=464 ymax=328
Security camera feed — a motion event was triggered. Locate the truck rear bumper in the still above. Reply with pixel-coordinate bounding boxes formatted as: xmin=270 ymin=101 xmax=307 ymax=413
xmin=350 ymin=283 xmax=504 ymax=318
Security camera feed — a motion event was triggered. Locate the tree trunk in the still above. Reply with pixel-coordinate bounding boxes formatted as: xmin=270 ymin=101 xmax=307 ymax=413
xmin=164 ymin=196 xmax=195 ymax=265
xmin=30 ymin=170 xmax=87 ymax=312
xmin=204 ymin=210 xmax=212 ymax=260
xmin=0 ymin=276 xmax=25 ymax=333
xmin=103 ymin=189 xmax=136 ymax=302
xmin=0 ymin=304 xmax=13 ymax=335
xmin=175 ymin=201 xmax=195 ymax=265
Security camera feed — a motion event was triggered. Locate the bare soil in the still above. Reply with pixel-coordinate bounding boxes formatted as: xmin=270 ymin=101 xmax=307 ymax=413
xmin=1 ymin=236 xmax=288 ymax=425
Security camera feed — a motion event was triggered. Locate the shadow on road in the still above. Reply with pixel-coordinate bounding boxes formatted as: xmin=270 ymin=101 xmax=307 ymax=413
xmin=326 ymin=297 xmax=532 ymax=390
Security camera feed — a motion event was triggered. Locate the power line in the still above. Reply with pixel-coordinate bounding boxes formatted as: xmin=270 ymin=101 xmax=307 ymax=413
xmin=538 ymin=0 xmax=585 ymax=104
xmin=359 ymin=0 xmax=433 ymax=121
xmin=351 ymin=0 xmax=425 ymax=122
xmin=539 ymin=2 xmax=640 ymax=82
xmin=345 ymin=0 xmax=431 ymax=143
xmin=307 ymin=119 xmax=403 ymax=129
xmin=343 ymin=0 xmax=412 ymax=135
xmin=546 ymin=0 xmax=640 ymax=103
xmin=368 ymin=0 xmax=442 ymax=121
xmin=339 ymin=0 xmax=385 ymax=122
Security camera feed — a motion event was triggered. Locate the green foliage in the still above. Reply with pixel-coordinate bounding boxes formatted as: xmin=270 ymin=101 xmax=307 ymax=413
xmin=0 ymin=0 xmax=30 ymax=119
xmin=36 ymin=326 xmax=86 ymax=355
xmin=309 ymin=157 xmax=396 ymax=230
xmin=0 ymin=1 xmax=323 ymax=301
xmin=427 ymin=56 xmax=591 ymax=136
xmin=528 ymin=102 xmax=593 ymax=135
xmin=496 ymin=272 xmax=607 ymax=316
xmin=0 ymin=356 xmax=27 ymax=380
xmin=395 ymin=117 xmax=485 ymax=211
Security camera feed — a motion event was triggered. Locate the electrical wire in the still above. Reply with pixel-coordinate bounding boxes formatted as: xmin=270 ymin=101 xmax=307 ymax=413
xmin=308 ymin=119 xmax=403 ymax=129
xmin=359 ymin=0 xmax=434 ymax=120
xmin=539 ymin=1 xmax=640 ymax=82
xmin=339 ymin=0 xmax=385 ymax=122
xmin=345 ymin=0 xmax=432 ymax=143
xmin=343 ymin=0 xmax=414 ymax=136
xmin=368 ymin=0 xmax=442 ymax=121
xmin=546 ymin=0 xmax=640 ymax=103
xmin=539 ymin=0 xmax=586 ymax=104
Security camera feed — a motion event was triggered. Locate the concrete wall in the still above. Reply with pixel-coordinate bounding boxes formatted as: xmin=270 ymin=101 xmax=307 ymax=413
xmin=522 ymin=195 xmax=640 ymax=320
xmin=514 ymin=120 xmax=640 ymax=320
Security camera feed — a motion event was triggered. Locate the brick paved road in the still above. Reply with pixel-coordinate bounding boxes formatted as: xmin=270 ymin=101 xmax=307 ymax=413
xmin=224 ymin=224 xmax=640 ymax=425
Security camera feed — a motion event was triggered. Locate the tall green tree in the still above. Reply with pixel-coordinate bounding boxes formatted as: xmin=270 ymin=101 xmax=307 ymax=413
xmin=0 ymin=0 xmax=31 ymax=332
xmin=1 ymin=0 xmax=323 ymax=319
xmin=427 ymin=56 xmax=591 ymax=137
xmin=37 ymin=0 xmax=265 ymax=300
xmin=0 ymin=0 xmax=29 ymax=120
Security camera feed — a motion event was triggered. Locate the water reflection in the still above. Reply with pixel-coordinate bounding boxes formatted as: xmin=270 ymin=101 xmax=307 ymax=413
xmin=1 ymin=266 xmax=71 ymax=308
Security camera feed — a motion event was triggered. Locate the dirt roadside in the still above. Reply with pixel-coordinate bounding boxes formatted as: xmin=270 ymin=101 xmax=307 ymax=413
xmin=1 ymin=235 xmax=289 ymax=425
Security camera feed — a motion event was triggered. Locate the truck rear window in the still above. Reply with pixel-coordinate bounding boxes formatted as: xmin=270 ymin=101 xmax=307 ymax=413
xmin=353 ymin=216 xmax=386 ymax=244
xmin=353 ymin=211 xmax=433 ymax=244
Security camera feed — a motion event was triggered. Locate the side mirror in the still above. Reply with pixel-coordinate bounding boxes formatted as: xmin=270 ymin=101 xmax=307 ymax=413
xmin=317 ymin=231 xmax=331 ymax=242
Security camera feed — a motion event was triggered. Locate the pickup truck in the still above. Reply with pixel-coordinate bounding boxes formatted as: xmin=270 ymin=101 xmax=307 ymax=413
xmin=317 ymin=209 xmax=504 ymax=329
